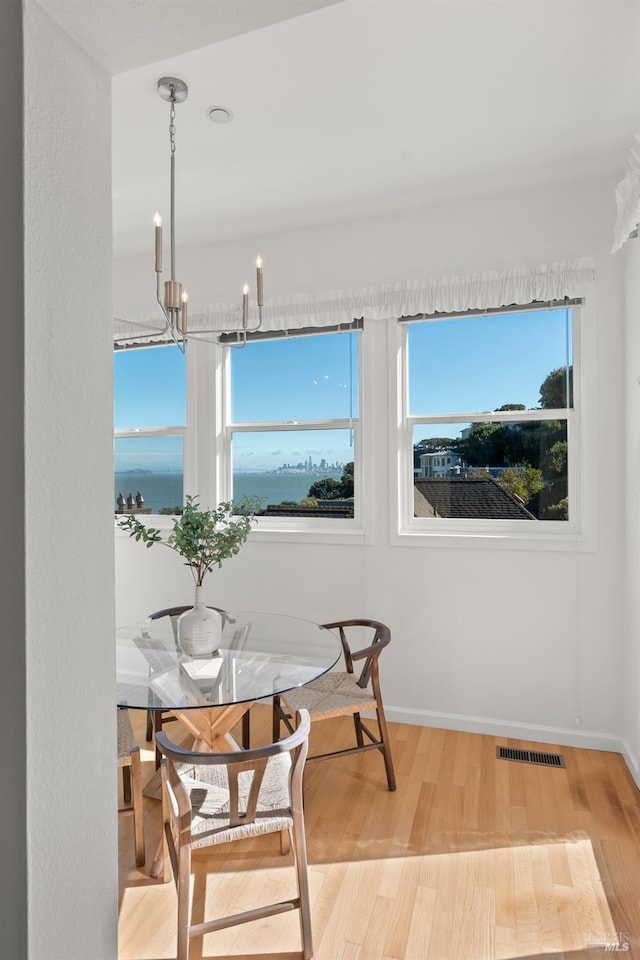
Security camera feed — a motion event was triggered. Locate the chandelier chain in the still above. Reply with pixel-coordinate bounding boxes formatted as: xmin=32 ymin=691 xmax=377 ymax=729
xmin=169 ymin=97 xmax=176 ymax=156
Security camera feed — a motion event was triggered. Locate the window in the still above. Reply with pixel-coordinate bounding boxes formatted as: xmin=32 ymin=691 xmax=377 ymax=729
xmin=222 ymin=325 xmax=361 ymax=525
xmin=113 ymin=344 xmax=187 ymax=515
xmin=113 ymin=264 xmax=591 ymax=545
xmin=397 ymin=302 xmax=584 ymax=538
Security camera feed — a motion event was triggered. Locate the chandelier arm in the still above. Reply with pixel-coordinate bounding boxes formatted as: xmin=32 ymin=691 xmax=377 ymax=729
xmin=156 ymin=281 xmax=186 ymax=354
xmin=237 ymin=304 xmax=263 ymax=336
xmin=166 ymin=323 xmax=186 ymax=354
xmin=163 ymin=310 xmax=186 ymax=353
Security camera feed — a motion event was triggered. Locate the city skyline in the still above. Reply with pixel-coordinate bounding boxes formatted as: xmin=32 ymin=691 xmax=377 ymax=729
xmin=115 ymin=455 xmax=347 ymax=476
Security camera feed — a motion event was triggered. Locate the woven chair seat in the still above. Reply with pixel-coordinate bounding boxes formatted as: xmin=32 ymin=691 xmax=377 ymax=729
xmin=282 ymin=672 xmax=377 ymax=720
xmin=174 ymin=753 xmax=294 ymax=848
xmin=117 ymin=709 xmax=138 ymax=764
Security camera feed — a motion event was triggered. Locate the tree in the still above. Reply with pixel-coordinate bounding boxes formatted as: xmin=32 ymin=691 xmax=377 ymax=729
xmin=498 ymin=466 xmax=545 ymax=505
xmin=337 ymin=462 xmax=354 ymax=498
xmin=544 ymin=439 xmax=568 ymax=476
xmin=307 ymin=462 xmax=354 ymax=501
xmin=455 ymin=422 xmax=502 ymax=466
xmin=539 ymin=366 xmax=572 ymax=409
xmin=546 ymin=497 xmax=569 ymax=520
xmin=307 ymin=477 xmax=340 ymax=499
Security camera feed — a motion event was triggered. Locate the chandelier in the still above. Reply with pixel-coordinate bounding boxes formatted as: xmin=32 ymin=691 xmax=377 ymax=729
xmin=153 ymin=76 xmax=264 ymax=350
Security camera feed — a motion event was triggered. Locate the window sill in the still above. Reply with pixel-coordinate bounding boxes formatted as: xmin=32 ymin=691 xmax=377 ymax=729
xmin=249 ymin=520 xmax=366 ymax=546
xmin=115 ymin=515 xmax=367 ymax=546
xmin=115 ymin=515 xmax=178 ymax=533
xmin=392 ymin=523 xmax=595 ymax=552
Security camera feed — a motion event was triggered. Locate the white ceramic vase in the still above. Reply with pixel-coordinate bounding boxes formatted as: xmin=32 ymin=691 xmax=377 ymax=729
xmin=178 ymin=586 xmax=223 ymax=658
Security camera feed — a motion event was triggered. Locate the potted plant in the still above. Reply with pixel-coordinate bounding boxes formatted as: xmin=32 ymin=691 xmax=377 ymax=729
xmin=117 ymin=495 xmax=260 ymax=656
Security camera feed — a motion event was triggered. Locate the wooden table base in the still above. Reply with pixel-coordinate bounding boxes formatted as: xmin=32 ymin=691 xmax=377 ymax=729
xmin=144 ymin=702 xmax=252 ymax=873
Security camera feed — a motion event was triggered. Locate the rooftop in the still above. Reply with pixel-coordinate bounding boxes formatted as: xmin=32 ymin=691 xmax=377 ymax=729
xmin=414 ymin=478 xmax=535 ymax=521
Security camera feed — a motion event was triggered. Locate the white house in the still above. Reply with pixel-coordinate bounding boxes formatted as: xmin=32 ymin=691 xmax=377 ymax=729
xmin=418 ymin=451 xmax=461 ymax=479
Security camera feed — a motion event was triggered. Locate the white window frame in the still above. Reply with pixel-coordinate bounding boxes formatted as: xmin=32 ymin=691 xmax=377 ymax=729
xmin=212 ymin=325 xmax=371 ymax=545
xmin=390 ymin=299 xmax=596 ymax=551
xmin=113 ymin=342 xmax=194 ymax=524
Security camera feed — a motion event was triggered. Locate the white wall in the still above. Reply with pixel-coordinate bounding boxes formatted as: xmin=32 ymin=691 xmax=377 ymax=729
xmin=24 ymin=3 xmax=117 ymax=958
xmin=622 ymin=237 xmax=640 ymax=782
xmin=115 ymin=173 xmax=627 ymax=755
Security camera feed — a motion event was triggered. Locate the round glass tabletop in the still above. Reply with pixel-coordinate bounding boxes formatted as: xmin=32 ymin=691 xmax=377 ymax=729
xmin=116 ymin=609 xmax=341 ymax=710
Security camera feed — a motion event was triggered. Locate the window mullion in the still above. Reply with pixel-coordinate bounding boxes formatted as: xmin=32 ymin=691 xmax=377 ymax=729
xmin=229 ymin=418 xmax=356 ymax=434
xmin=408 ymin=408 xmax=572 ymax=427
xmin=115 ymin=425 xmax=186 ymax=439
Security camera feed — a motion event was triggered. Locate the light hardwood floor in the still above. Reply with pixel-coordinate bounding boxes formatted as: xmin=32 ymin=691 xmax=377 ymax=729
xmin=118 ymin=706 xmax=640 ymax=960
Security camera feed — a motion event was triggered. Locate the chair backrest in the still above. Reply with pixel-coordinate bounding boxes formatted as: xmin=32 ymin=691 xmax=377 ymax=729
xmin=157 ymin=710 xmax=310 ymax=831
xmin=321 ymin=619 xmax=391 ymax=689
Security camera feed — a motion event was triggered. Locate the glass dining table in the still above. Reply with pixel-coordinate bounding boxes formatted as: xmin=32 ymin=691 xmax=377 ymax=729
xmin=116 ymin=609 xmax=341 ymax=759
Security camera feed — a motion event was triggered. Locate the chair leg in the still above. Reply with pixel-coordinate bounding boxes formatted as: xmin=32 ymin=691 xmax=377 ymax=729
xmin=353 ymin=711 xmax=365 ymax=747
xmin=122 ymin=765 xmax=132 ymax=805
xmin=242 ymin=709 xmax=251 ymax=749
xmin=145 ymin=708 xmax=153 ymax=742
xmin=154 ymin=711 xmax=164 ymax=770
xmin=290 ymin=822 xmax=313 ymax=960
xmin=273 ymin=696 xmax=295 ymax=740
xmin=272 ymin=696 xmax=282 ymax=742
xmin=280 ymin=828 xmax=291 ymax=856
xmin=176 ymin=847 xmax=192 ymax=960
xmin=160 ymin=774 xmax=174 ymax=886
xmin=375 ymin=703 xmax=396 ymax=792
xmin=130 ymin=750 xmax=146 ymax=867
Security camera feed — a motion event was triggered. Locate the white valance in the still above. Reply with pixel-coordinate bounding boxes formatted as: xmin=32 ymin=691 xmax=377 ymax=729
xmin=114 ymin=257 xmax=594 ymax=345
xmin=612 ymin=134 xmax=640 ymax=254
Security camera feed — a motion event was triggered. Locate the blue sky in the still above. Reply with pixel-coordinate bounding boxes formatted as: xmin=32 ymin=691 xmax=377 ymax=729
xmin=408 ymin=308 xmax=571 ymax=417
xmin=114 ymin=309 xmax=571 ymax=472
xmin=114 ymin=345 xmax=186 ymax=429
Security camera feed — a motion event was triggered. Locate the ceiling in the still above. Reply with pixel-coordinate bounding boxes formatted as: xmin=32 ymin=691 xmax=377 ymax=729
xmin=38 ymin=0 xmax=640 ymax=259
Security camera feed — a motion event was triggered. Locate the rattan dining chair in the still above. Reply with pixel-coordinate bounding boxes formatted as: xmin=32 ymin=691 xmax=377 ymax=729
xmin=156 ymin=709 xmax=313 ymax=960
xmin=273 ymin=618 xmax=396 ymax=791
xmin=117 ymin=707 xmax=145 ymax=867
xmin=145 ymin=605 xmax=250 ymax=766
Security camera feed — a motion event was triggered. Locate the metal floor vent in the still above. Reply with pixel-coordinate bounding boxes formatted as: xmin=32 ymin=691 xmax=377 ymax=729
xmin=496 ymin=746 xmax=565 ymax=768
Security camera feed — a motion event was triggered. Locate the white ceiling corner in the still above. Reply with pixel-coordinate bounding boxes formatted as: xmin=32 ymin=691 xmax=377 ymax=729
xmin=36 ymin=0 xmax=343 ymax=74
xmin=36 ymin=0 xmax=640 ymax=261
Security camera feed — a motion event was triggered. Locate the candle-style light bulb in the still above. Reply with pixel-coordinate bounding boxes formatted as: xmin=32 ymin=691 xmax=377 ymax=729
xmin=154 ymin=211 xmax=162 ymax=273
xmin=256 ymin=255 xmax=264 ymax=307
xmin=242 ymin=283 xmax=249 ymax=329
xmin=180 ymin=290 xmax=188 ymax=334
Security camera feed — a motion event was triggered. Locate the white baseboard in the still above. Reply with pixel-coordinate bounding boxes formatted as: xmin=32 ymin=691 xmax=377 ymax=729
xmin=621 ymin=739 xmax=640 ymax=791
xmin=384 ymin=704 xmax=625 ymax=755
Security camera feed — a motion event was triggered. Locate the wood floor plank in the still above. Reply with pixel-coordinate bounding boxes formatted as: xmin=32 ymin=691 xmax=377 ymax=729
xmin=118 ymin=708 xmax=640 ymax=960
xmin=494 ymin=845 xmax=516 ymax=932
xmin=404 ymin=884 xmax=437 ymax=960
xmin=379 ymin=859 xmax=420 ymax=959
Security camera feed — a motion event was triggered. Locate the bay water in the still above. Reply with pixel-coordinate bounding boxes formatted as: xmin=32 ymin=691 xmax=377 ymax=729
xmin=114 ymin=471 xmax=341 ymax=514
